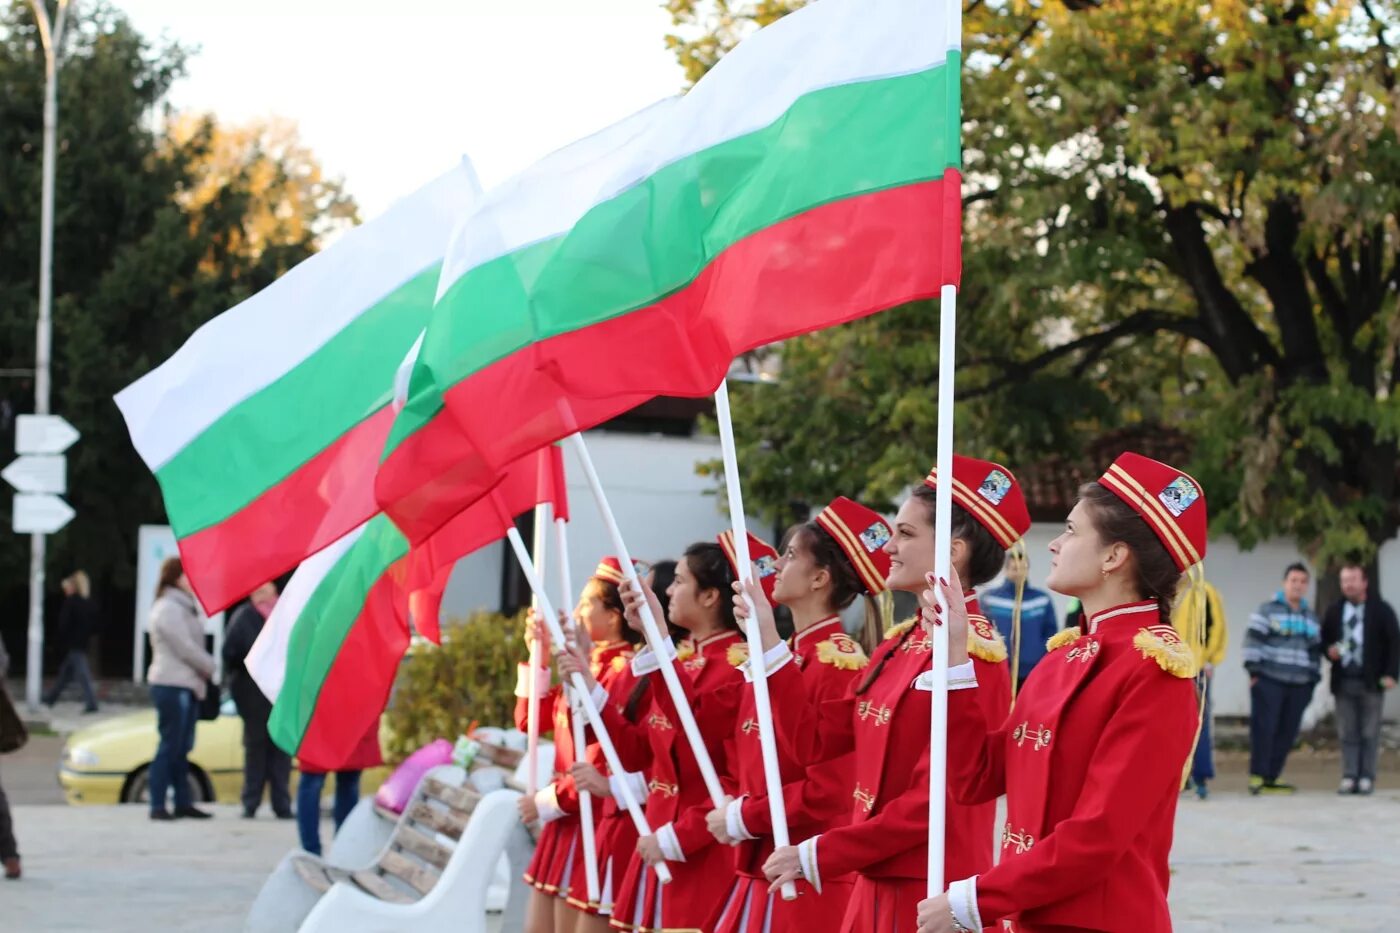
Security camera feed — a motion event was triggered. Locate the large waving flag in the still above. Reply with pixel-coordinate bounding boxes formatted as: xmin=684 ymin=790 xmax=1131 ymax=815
xmin=247 ymin=445 xmax=567 ymax=767
xmin=115 ymin=161 xmax=483 ymax=612
xmin=377 ymin=0 xmax=961 ymax=543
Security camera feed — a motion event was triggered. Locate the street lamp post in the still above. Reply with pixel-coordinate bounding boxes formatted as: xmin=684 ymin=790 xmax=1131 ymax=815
xmin=24 ymin=0 xmax=72 ymax=710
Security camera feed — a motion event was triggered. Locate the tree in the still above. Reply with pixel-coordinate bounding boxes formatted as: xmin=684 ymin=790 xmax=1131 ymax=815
xmin=0 ymin=1 xmax=355 ymax=671
xmin=669 ymin=0 xmax=1400 ymax=577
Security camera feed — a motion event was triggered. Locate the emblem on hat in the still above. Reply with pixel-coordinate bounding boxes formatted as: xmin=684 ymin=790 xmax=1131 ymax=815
xmin=754 ymin=554 xmax=778 ymax=579
xmin=1157 ymin=475 xmax=1200 ymax=517
xmin=978 ymin=469 xmax=1012 ymax=506
xmin=859 ymin=521 xmax=891 ymax=553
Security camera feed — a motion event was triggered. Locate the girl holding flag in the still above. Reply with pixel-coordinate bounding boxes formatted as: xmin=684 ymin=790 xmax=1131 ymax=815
xmin=561 ymin=541 xmax=746 ymax=933
xmin=705 ymin=497 xmax=893 ymax=931
xmin=516 ymin=558 xmax=642 ymax=933
xmin=917 ymin=453 xmax=1203 ymax=933
xmin=762 ymin=456 xmax=1027 ymax=932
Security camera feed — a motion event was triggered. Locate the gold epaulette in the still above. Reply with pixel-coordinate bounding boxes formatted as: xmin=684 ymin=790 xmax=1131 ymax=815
xmin=1133 ymin=625 xmax=1196 ymax=678
xmin=676 ymin=641 xmax=696 ymax=663
xmin=610 ymin=655 xmax=630 ymax=674
xmin=816 ymin=633 xmax=869 ymax=671
xmin=884 ymin=617 xmax=918 ymax=640
xmin=967 ymin=616 xmax=1008 ymax=663
xmin=1046 ymin=628 xmax=1081 ymax=653
xmin=727 ymin=643 xmax=750 ymax=667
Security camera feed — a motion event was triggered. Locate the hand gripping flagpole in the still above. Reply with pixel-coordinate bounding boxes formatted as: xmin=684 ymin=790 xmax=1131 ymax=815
xmin=714 ymin=381 xmax=796 ymax=901
xmin=504 ymin=520 xmax=672 ymax=884
xmin=927 ymin=282 xmax=957 ymax=896
xmin=556 ymin=516 xmax=602 ymax=906
xmin=566 ymin=432 xmax=728 ymax=807
xmin=526 ymin=502 xmax=550 ymax=798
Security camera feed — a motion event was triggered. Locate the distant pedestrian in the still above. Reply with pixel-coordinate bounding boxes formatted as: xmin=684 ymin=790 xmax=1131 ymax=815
xmin=1321 ymin=564 xmax=1399 ymax=795
xmin=981 ymin=552 xmax=1059 ymax=692
xmin=223 ymin=582 xmax=292 ymax=819
xmin=1243 ymin=562 xmax=1322 ymax=795
xmin=146 ymin=557 xmax=217 ymax=821
xmin=1174 ymin=578 xmax=1228 ymax=799
xmin=295 ymin=723 xmax=382 ymax=856
xmin=42 ymin=571 xmax=101 ymax=712
xmin=0 ymin=635 xmax=21 ymax=879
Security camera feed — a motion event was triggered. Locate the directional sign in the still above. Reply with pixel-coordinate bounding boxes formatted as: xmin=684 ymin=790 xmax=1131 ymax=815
xmin=2 ymin=455 xmax=66 ymax=495
xmin=13 ymin=493 xmax=75 ymax=534
xmin=16 ymin=414 xmax=80 ymax=455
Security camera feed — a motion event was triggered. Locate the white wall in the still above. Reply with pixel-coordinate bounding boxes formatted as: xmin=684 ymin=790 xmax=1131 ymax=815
xmin=439 ymin=429 xmax=765 ymax=619
xmin=1001 ymin=523 xmax=1400 ymax=722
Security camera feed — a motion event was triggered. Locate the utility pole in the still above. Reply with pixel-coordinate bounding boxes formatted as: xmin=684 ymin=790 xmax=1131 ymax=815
xmin=24 ymin=0 xmax=72 ymax=710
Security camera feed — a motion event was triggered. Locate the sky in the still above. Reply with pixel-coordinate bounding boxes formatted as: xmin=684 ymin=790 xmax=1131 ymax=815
xmin=115 ymin=0 xmax=687 ymax=218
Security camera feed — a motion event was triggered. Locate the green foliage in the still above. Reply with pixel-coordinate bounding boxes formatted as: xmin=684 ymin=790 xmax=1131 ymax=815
xmin=382 ymin=612 xmax=529 ymax=766
xmin=0 ymin=2 xmax=356 ymax=623
xmin=666 ymin=0 xmax=1400 ymax=572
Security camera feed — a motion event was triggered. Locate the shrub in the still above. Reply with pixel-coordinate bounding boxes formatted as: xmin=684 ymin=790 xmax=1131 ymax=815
xmin=383 ymin=610 xmax=529 ymax=765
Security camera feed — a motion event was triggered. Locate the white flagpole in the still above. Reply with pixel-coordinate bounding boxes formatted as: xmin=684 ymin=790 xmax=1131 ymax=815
xmin=505 ymin=524 xmax=672 ymax=885
xmin=556 ymin=517 xmax=602 ymax=906
xmin=566 ymin=432 xmax=727 ymax=807
xmin=526 ymin=502 xmax=551 ymax=797
xmin=714 ymin=381 xmax=796 ymax=901
xmin=927 ymin=283 xmax=957 ymax=895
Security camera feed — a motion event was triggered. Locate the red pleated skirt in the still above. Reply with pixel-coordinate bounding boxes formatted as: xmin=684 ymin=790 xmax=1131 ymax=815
xmin=570 ymin=814 xmax=640 ymax=916
xmin=608 ymin=842 xmax=732 ymax=932
xmin=523 ymin=816 xmax=580 ymax=895
xmin=709 ymin=872 xmax=855 ymax=932
xmin=840 ymin=876 xmax=927 ymax=933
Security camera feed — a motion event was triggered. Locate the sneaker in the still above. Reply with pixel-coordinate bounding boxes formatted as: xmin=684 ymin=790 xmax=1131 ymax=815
xmin=81 ymin=706 xmax=100 ymax=714
xmin=150 ymin=809 xmax=175 ymax=822
xmin=274 ymin=811 xmax=295 ymax=821
xmin=1339 ymin=778 xmax=1357 ymax=795
xmin=3 ymin=856 xmax=20 ymax=880
xmin=1260 ymin=780 xmax=1297 ymax=795
xmin=242 ymin=810 xmax=257 ymax=820
xmin=1358 ymin=778 xmax=1374 ymax=795
xmin=1195 ymin=781 xmax=1209 ymax=800
xmin=174 ymin=806 xmax=213 ymax=820
xmin=1248 ymin=775 xmax=1265 ymax=796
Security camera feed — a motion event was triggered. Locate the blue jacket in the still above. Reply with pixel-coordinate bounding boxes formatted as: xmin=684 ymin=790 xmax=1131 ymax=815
xmin=1243 ymin=592 xmax=1322 ymax=686
xmin=982 ymin=580 xmax=1060 ymax=677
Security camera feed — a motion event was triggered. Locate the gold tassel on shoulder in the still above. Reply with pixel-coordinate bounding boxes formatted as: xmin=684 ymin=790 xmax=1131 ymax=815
xmin=817 ymin=634 xmax=870 ymax=670
xmin=727 ymin=643 xmax=750 ymax=667
xmin=968 ymin=616 xmax=1009 ymax=663
xmin=1046 ymin=627 xmax=1080 ymax=653
xmin=1133 ymin=624 xmax=1197 ymax=678
xmin=884 ymin=617 xmax=917 ymax=640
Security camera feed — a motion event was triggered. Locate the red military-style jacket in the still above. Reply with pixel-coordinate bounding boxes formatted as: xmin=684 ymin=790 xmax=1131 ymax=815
xmin=948 ymin=599 xmax=1198 ymax=932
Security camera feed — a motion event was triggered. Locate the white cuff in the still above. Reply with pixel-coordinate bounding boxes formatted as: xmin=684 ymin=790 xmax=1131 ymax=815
xmin=588 ymin=682 xmax=608 ymax=712
xmin=948 ymin=660 xmax=978 ymax=692
xmin=608 ymin=771 xmax=647 ymax=807
xmin=797 ymin=836 xmax=822 ymax=894
xmin=631 ymin=640 xmax=678 ymax=676
xmin=741 ymin=643 xmax=792 ymax=682
xmin=726 ymin=796 xmax=756 ymax=841
xmin=656 ymin=822 xmax=686 ymax=862
xmin=515 ymin=662 xmax=551 ymax=699
xmin=947 ymin=877 xmax=981 ymax=931
xmin=535 ymin=784 xmax=566 ymax=825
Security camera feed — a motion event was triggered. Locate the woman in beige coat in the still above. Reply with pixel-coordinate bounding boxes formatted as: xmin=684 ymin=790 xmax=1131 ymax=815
xmin=146 ymin=557 xmax=216 ymax=820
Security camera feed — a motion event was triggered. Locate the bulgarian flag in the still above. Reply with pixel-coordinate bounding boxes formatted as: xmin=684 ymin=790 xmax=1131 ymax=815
xmin=114 ymin=161 xmax=483 ymax=613
xmin=377 ymin=0 xmax=961 ymax=543
xmin=247 ymin=445 xmax=566 ymax=767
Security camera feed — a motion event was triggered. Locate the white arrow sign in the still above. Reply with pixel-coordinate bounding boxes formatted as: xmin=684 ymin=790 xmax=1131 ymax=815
xmin=16 ymin=414 xmax=80 ymax=455
xmin=3 ymin=455 xmax=66 ymax=495
xmin=13 ymin=493 xmax=75 ymax=534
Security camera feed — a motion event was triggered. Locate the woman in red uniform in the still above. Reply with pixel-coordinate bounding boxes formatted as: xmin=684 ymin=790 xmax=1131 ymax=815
xmin=562 ymin=541 xmax=745 ymax=932
xmin=566 ymin=561 xmax=678 ymax=933
xmin=917 ymin=452 xmax=1203 ymax=933
xmin=763 ymin=456 xmax=1027 ymax=932
xmin=705 ymin=497 xmax=893 ymax=932
xmin=516 ymin=558 xmax=642 ymax=933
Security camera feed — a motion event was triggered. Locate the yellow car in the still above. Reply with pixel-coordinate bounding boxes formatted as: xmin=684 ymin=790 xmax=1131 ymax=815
xmin=59 ymin=698 xmax=386 ymax=806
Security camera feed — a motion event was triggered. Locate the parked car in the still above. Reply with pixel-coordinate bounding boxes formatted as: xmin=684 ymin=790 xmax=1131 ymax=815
xmin=58 ymin=698 xmax=386 ymax=805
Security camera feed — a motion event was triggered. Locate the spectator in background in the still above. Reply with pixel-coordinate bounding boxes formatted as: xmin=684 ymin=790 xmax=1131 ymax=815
xmin=146 ymin=557 xmax=217 ymax=821
xmin=1243 ymin=562 xmax=1322 ymax=795
xmin=42 ymin=571 xmax=100 ymax=713
xmin=1063 ymin=596 xmax=1084 ymax=632
xmin=223 ymin=582 xmax=292 ymax=819
xmin=296 ymin=722 xmax=382 ymax=856
xmin=1174 ymin=578 xmax=1228 ymax=799
xmin=0 ymin=635 xmax=20 ymax=879
xmin=982 ymin=551 xmax=1059 ymax=692
xmin=1321 ymin=564 xmax=1399 ymax=795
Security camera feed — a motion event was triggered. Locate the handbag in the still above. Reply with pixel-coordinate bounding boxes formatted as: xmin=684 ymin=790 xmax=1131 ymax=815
xmin=0 ymin=685 xmax=28 ymax=754
xmin=198 ymin=679 xmax=222 ymax=721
